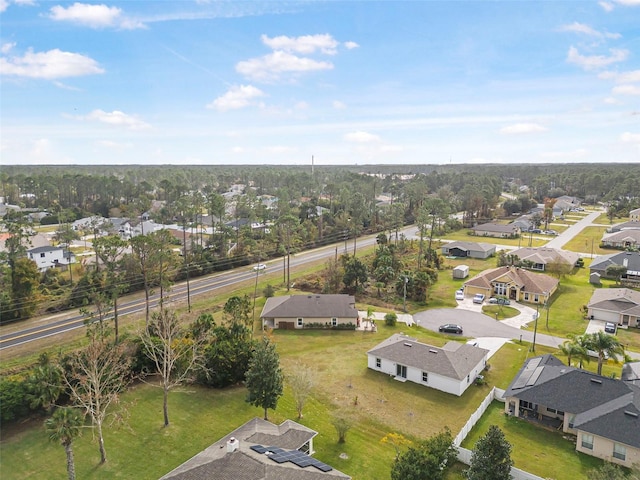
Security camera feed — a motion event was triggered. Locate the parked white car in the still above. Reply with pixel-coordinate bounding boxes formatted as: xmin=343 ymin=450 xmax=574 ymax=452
xmin=455 ymin=289 xmax=464 ymax=301
xmin=253 ymin=263 xmax=267 ymax=271
xmin=473 ymin=293 xmax=485 ymax=304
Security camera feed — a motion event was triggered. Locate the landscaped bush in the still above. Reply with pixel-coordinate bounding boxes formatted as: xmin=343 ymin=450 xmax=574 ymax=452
xmin=302 ymin=322 xmax=356 ymax=330
xmin=0 ymin=375 xmax=31 ymax=425
xmin=384 ymin=312 xmax=397 ymax=326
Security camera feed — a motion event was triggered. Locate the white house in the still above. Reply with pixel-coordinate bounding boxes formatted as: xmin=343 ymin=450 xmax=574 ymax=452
xmin=27 ymin=246 xmax=75 ymax=271
xmin=367 ymin=333 xmax=489 ymax=396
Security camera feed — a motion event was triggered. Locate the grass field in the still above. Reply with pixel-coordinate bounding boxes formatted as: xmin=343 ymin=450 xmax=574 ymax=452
xmin=561 ymin=226 xmax=609 ymax=256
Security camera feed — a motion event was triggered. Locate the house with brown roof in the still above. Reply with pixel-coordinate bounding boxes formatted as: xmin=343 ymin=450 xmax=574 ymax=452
xmin=470 ymin=222 xmax=520 ymax=239
xmin=260 ymin=294 xmax=360 ymax=330
xmin=161 ymin=417 xmax=350 ymax=480
xmin=508 ymin=247 xmax=580 ymax=272
xmin=587 ymin=288 xmax=640 ymax=328
xmin=367 ymin=333 xmax=489 ymax=396
xmin=504 ymin=354 xmax=640 ymax=468
xmin=463 ymin=265 xmax=559 ymax=304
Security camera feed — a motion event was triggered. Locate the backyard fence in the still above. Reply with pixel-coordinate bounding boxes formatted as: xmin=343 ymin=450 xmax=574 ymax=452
xmin=454 ymin=386 xmax=545 ymax=480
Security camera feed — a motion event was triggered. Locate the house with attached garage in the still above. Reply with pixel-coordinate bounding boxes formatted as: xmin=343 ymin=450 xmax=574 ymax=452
xmin=470 ymin=222 xmax=520 ymax=239
xmin=507 ymin=247 xmax=580 ymax=272
xmin=161 ymin=417 xmax=350 ymax=480
xmin=463 ymin=265 xmax=559 ymax=305
xmin=504 ymin=354 xmax=640 ymax=468
xmin=260 ymin=294 xmax=360 ymax=330
xmin=441 ymin=241 xmax=496 ymax=259
xmin=601 ymin=229 xmax=640 ymax=250
xmin=587 ymin=288 xmax=640 ymax=329
xmin=367 ymin=333 xmax=489 ymax=396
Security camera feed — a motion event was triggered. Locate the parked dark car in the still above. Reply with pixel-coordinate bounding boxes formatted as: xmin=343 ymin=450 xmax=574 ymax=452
xmin=489 ymin=297 xmax=511 ymax=305
xmin=604 ymin=322 xmax=617 ymax=334
xmin=439 ymin=324 xmax=463 ymax=334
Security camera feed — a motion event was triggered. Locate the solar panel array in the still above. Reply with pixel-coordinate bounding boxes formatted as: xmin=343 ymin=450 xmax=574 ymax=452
xmin=511 ymin=357 xmax=543 ymax=390
xmin=250 ymin=444 xmax=333 ymax=472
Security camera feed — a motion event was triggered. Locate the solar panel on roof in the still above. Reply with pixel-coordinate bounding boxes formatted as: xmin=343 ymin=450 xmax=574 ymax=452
xmin=511 ymin=357 xmax=543 ymax=390
xmin=314 ymin=462 xmax=333 ymax=472
xmin=251 ymin=445 xmax=267 ymax=453
xmin=525 ymin=366 xmax=544 ymax=386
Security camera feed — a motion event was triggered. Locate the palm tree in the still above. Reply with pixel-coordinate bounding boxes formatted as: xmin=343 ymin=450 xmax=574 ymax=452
xmin=45 ymin=407 xmax=84 ymax=480
xmin=566 ymin=333 xmax=591 ymax=369
xmin=585 ymin=331 xmax=625 ymax=375
xmin=559 ymin=339 xmax=585 ymax=367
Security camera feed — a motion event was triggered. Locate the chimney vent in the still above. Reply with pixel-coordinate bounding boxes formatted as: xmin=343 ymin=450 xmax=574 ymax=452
xmin=227 ymin=437 xmax=239 ymax=453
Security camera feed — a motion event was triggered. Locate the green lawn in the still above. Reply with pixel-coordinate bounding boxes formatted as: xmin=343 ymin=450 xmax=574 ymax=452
xmin=561 ymin=226 xmax=609 ymax=256
xmin=438 ymin=231 xmax=547 ymax=248
xmin=461 ymin=402 xmax=602 ymax=480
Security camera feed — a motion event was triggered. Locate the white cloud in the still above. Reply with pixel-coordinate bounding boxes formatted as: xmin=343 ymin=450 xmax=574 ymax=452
xmin=263 ymin=145 xmax=296 ymax=154
xmin=567 ymin=46 xmax=629 ymax=70
xmin=612 ymin=85 xmax=640 ymax=95
xmin=604 ymin=96 xmax=620 ymax=104
xmin=294 ymin=101 xmax=309 ymax=110
xmin=49 ymin=2 xmax=144 ymax=29
xmin=0 ymin=0 xmax=8 ymax=12
xmin=499 ymin=123 xmax=547 ymax=134
xmin=1 ymin=42 xmax=16 ymax=54
xmin=600 ymin=69 xmax=640 ymax=83
xmin=261 ymin=34 xmax=339 ymax=55
xmin=83 ymin=109 xmax=150 ymax=130
xmin=540 ymin=149 xmax=588 ymax=159
xmin=344 ymin=131 xmax=381 ymax=143
xmin=332 ymin=100 xmax=346 ymax=109
xmin=0 ymin=48 xmax=104 ymax=79
xmin=96 ymin=140 xmax=133 ymax=149
xmin=613 ymin=0 xmax=640 ymax=5
xmin=231 ymin=146 xmax=246 ymax=154
xmin=599 ymin=1 xmax=614 ymax=10
xmin=559 ymin=22 xmax=620 ymax=39
xmin=344 ymin=41 xmax=359 ymax=50
xmin=31 ymin=138 xmax=52 ymax=157
xmin=236 ymin=51 xmax=333 ymax=82
xmin=207 ymin=85 xmax=265 ymax=111
xmin=621 ymin=132 xmax=640 ymax=142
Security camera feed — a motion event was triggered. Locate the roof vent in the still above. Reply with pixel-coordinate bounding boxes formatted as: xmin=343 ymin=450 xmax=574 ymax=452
xmin=590 ymin=378 xmax=602 ymax=384
xmin=227 ymin=437 xmax=239 ymax=453
xmin=403 ymin=342 xmax=412 ymax=347
xmin=624 ymin=410 xmax=639 ymax=418
xmin=429 ymin=349 xmax=438 ymax=354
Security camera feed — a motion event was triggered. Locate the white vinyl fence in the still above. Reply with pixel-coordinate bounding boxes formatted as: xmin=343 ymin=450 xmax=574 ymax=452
xmin=454 ymin=387 xmax=545 ymax=480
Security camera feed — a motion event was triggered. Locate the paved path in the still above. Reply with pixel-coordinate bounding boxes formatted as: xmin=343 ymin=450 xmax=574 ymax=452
xmin=544 ymin=209 xmax=601 ymax=249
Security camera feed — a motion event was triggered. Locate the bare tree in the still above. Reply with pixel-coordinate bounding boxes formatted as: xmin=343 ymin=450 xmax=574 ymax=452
xmin=287 ymin=364 xmax=317 ymax=419
xmin=62 ymin=332 xmax=131 ymax=464
xmin=139 ymin=309 xmax=205 ymax=427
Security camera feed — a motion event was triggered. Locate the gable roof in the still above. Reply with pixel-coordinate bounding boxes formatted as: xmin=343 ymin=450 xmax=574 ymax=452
xmin=505 ymin=355 xmax=640 ymax=448
xmin=464 ymin=266 xmax=559 ymax=294
xmin=509 ymin=247 xmax=579 ymax=267
xmin=443 ymin=241 xmax=495 ymax=253
xmin=587 ymin=288 xmax=640 ymax=316
xmin=471 ymin=222 xmax=519 ymax=234
xmin=161 ymin=418 xmax=350 ymax=480
xmin=260 ymin=295 xmax=359 ymax=320
xmin=602 ymin=229 xmax=640 ymax=244
xmin=609 ymin=221 xmax=640 ymax=233
xmin=27 ymin=246 xmax=65 ymax=254
xmin=590 ymin=251 xmax=640 ymax=275
xmin=367 ymin=334 xmax=488 ymax=381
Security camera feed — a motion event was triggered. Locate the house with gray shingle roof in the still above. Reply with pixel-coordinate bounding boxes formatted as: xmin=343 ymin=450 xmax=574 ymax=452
xmin=161 ymin=417 xmax=350 ymax=480
xmin=587 ymin=288 xmax=640 ymax=328
xmin=590 ymin=251 xmax=640 ymax=287
xmin=470 ymin=222 xmax=520 ymax=238
xmin=504 ymin=354 xmax=640 ymax=468
xmin=27 ymin=246 xmax=75 ymax=271
xmin=367 ymin=333 xmax=489 ymax=396
xmin=441 ymin=241 xmax=495 ymax=259
xmin=508 ymin=247 xmax=580 ymax=272
xmin=463 ymin=265 xmax=559 ymax=305
xmin=260 ymin=294 xmax=360 ymax=330
xmin=602 ymin=229 xmax=640 ymax=249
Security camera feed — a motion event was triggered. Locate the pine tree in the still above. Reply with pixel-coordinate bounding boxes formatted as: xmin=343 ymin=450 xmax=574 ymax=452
xmin=466 ymin=425 xmax=513 ymax=480
xmin=245 ymin=336 xmax=283 ymax=420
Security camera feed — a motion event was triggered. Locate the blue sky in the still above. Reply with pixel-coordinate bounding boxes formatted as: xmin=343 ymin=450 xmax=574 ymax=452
xmin=1 ymin=0 xmax=639 ymax=166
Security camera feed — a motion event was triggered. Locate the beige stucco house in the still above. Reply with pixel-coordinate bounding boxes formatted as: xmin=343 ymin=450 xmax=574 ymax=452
xmin=504 ymin=355 xmax=640 ymax=468
xmin=260 ymin=294 xmax=360 ymax=330
xmin=463 ymin=265 xmax=559 ymax=304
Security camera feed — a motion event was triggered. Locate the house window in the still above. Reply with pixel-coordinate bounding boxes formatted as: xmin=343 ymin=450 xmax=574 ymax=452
xmin=521 ymin=400 xmax=535 ymax=410
xmin=331 ymin=317 xmax=337 ymax=326
xmin=40 ymin=253 xmax=46 ymax=258
xmin=375 ymin=358 xmax=381 ymax=368
xmin=534 ymin=294 xmax=539 ymax=303
xmin=297 ymin=318 xmax=303 ymax=327
xmin=396 ymin=364 xmax=407 ymax=378
xmin=422 ymin=372 xmax=428 ymax=383
xmin=467 ymin=374 xmax=470 ymax=383
xmin=494 ymin=283 xmax=507 ymax=296
xmin=547 ymin=408 xmax=564 ymax=415
xmin=581 ymin=434 xmax=594 ymax=450
xmin=613 ymin=443 xmax=626 ymax=461
xmin=524 ymin=293 xmax=529 ymax=301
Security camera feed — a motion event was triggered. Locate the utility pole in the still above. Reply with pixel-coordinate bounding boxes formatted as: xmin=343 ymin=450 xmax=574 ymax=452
xmin=403 ymin=276 xmax=409 ymax=313
xmin=531 ymin=302 xmax=539 ymax=353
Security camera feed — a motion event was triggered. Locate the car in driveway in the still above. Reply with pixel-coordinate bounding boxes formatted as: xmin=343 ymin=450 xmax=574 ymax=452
xmin=439 ymin=323 xmax=463 ymax=334
xmin=253 ymin=263 xmax=267 ymax=271
xmin=488 ymin=297 xmax=510 ymax=305
xmin=472 ymin=293 xmax=485 ymax=304
xmin=455 ymin=289 xmax=464 ymax=301
xmin=604 ymin=322 xmax=617 ymax=334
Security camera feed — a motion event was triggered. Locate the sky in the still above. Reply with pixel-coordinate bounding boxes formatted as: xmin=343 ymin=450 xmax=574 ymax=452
xmin=1 ymin=1 xmax=639 ymax=166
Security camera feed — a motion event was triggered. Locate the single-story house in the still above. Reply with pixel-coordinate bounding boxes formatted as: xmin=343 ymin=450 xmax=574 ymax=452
xmin=463 ymin=265 xmax=559 ymax=304
xmin=260 ymin=294 xmax=360 ymax=330
xmin=470 ymin=222 xmax=520 ymax=238
xmin=511 ymin=215 xmax=534 ymax=232
xmin=27 ymin=246 xmax=75 ymax=271
xmin=602 ymin=230 xmax=640 ymax=249
xmin=587 ymin=288 xmax=640 ymax=328
xmin=508 ymin=247 xmax=580 ymax=272
xmin=630 ymin=208 xmax=640 ymax=222
xmin=504 ymin=354 xmax=640 ymax=468
xmin=590 ymin=251 xmax=640 ymax=287
xmin=555 ymin=196 xmax=582 ymax=212
xmin=160 ymin=417 xmax=350 ymax=480
xmin=441 ymin=241 xmax=496 ymax=259
xmin=367 ymin=333 xmax=489 ymax=396
xmin=607 ymin=221 xmax=640 ymax=233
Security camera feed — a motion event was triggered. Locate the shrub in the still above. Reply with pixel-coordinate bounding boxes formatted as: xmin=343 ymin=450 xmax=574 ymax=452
xmin=384 ymin=312 xmax=398 ymax=326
